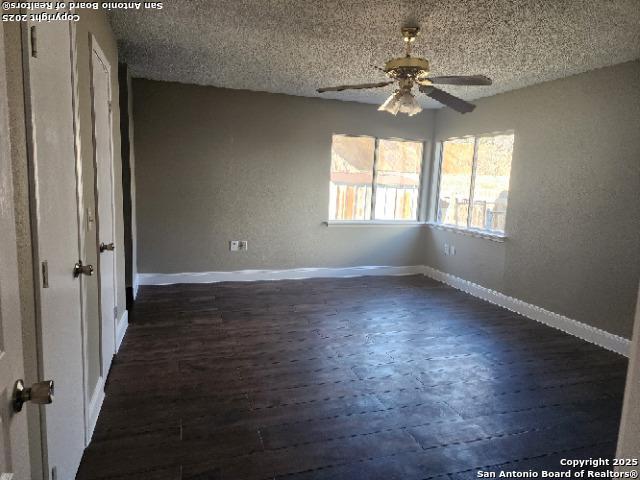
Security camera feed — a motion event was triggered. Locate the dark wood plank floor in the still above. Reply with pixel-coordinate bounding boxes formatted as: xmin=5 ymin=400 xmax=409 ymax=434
xmin=77 ymin=275 xmax=627 ymax=480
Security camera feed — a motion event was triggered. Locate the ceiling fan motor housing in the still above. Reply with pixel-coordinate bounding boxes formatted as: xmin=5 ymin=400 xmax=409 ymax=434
xmin=384 ymin=57 xmax=430 ymax=80
xmin=316 ymin=25 xmax=488 ymax=114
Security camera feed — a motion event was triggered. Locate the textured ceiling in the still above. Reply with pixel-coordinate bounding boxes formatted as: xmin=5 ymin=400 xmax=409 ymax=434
xmin=109 ymin=0 xmax=640 ymax=109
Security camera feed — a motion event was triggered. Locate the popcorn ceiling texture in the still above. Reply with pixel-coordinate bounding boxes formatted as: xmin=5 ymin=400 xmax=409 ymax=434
xmin=109 ymin=0 xmax=640 ymax=108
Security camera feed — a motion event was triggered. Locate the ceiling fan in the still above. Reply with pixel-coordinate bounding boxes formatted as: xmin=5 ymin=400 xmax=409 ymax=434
xmin=317 ymin=27 xmax=492 ymax=116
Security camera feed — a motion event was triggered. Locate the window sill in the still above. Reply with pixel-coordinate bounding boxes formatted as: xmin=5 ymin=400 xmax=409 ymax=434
xmin=323 ymin=221 xmax=508 ymax=241
xmin=425 ymin=222 xmax=507 ymax=242
xmin=324 ymin=221 xmax=424 ymax=227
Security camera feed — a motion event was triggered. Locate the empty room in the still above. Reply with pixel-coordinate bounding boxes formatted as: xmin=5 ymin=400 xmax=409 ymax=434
xmin=0 ymin=1 xmax=639 ymax=479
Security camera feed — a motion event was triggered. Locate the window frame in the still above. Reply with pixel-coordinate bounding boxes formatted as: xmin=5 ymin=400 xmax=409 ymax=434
xmin=431 ymin=130 xmax=514 ymax=236
xmin=328 ymin=133 xmax=428 ymax=224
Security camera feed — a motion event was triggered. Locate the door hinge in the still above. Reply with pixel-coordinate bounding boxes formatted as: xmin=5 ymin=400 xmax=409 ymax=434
xmin=41 ymin=261 xmax=49 ymax=289
xmin=108 ymin=101 xmax=112 ymax=113
xmin=114 ymin=306 xmax=118 ymax=320
xmin=30 ymin=26 xmax=37 ymax=58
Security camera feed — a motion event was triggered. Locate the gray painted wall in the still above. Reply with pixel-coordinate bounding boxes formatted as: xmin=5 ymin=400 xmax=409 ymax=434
xmin=133 ymin=61 xmax=639 ymax=338
xmin=428 ymin=61 xmax=640 ymax=338
xmin=132 ymin=80 xmax=434 ymax=273
xmin=119 ymin=66 xmax=138 ymax=295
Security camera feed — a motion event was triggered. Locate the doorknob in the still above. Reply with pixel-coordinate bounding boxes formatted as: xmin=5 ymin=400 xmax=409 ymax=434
xmin=73 ymin=260 xmax=94 ymax=277
xmin=99 ymin=242 xmax=115 ymax=253
xmin=13 ymin=379 xmax=54 ymax=412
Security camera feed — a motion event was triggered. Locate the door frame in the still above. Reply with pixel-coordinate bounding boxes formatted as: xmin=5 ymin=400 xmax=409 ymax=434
xmin=0 ymin=18 xmax=32 ymax=480
xmin=88 ymin=33 xmax=118 ymax=381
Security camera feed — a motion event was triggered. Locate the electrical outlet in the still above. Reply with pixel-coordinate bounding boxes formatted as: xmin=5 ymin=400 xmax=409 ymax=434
xmin=444 ymin=243 xmax=450 ymax=256
xmin=450 ymin=245 xmax=456 ymax=256
xmin=230 ymin=240 xmax=248 ymax=252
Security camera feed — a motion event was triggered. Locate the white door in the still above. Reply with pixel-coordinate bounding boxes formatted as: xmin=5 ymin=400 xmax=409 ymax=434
xmin=0 ymin=21 xmax=31 ymax=480
xmin=23 ymin=17 xmax=87 ymax=480
xmin=90 ymin=38 xmax=117 ymax=375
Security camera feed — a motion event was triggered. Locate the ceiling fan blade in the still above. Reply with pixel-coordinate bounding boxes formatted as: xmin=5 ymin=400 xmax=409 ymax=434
xmin=317 ymin=81 xmax=393 ymax=93
xmin=424 ymin=75 xmax=492 ymax=86
xmin=419 ymin=85 xmax=476 ymax=114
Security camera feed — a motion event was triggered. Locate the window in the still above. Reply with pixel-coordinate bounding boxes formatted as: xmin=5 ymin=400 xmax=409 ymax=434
xmin=329 ymin=134 xmax=424 ymax=222
xmin=436 ymin=133 xmax=514 ymax=234
xmin=329 ymin=135 xmax=374 ymax=221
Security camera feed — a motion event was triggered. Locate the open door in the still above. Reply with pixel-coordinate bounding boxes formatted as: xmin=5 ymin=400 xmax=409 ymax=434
xmin=0 ymin=21 xmax=32 ymax=480
xmin=22 ymin=13 xmax=87 ymax=480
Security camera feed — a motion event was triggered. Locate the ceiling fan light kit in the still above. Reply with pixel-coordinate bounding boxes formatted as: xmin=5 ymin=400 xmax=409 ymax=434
xmin=317 ymin=26 xmax=492 ymax=116
xmin=378 ymin=79 xmax=423 ymax=116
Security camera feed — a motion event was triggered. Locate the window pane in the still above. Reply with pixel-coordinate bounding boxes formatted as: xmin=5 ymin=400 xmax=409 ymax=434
xmin=329 ymin=135 xmax=375 ymax=220
xmin=437 ymin=138 xmax=474 ymax=227
xmin=470 ymin=134 xmax=514 ymax=232
xmin=374 ymin=139 xmax=423 ymax=220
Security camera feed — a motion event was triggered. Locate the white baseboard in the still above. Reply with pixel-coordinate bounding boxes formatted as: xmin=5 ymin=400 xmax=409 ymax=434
xmin=134 ymin=264 xmax=630 ymax=357
xmin=422 ymin=266 xmax=631 ymax=357
xmin=116 ymin=310 xmax=128 ymax=352
xmin=137 ymin=265 xmax=425 ymax=286
xmin=85 ymin=312 xmax=127 ymax=448
xmin=132 ymin=277 xmax=139 ymax=300
xmin=85 ymin=375 xmax=105 ymax=446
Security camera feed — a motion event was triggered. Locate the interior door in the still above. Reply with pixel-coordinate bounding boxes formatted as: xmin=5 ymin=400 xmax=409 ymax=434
xmin=90 ymin=38 xmax=117 ymax=375
xmin=23 ymin=16 xmax=87 ymax=480
xmin=0 ymin=21 xmax=31 ymax=480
